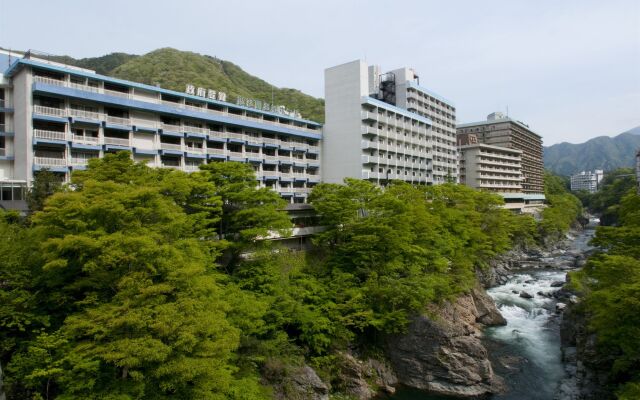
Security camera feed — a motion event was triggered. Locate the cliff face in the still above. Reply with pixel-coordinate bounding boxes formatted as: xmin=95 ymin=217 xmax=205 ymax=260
xmin=385 ymin=286 xmax=506 ymax=397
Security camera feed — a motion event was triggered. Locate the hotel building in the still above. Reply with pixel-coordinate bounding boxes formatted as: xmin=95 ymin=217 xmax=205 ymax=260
xmin=322 ymin=60 xmax=457 ymax=185
xmin=570 ymin=170 xmax=603 ymax=193
xmin=0 ymin=50 xmax=322 ymax=210
xmin=457 ymin=112 xmax=544 ymax=195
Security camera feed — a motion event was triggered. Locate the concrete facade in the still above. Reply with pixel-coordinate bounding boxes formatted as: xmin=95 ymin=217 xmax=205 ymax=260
xmin=0 ymin=49 xmax=322 ymax=210
xmin=323 ymin=60 xmax=457 ymax=186
xmin=457 ymin=112 xmax=544 ymax=194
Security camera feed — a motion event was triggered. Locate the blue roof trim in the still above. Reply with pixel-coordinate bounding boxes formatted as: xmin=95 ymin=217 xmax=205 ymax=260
xmin=70 ymin=142 xmax=101 ymax=150
xmin=263 ymin=175 xmax=279 ymax=180
xmin=262 ymin=159 xmax=279 ymax=165
xmin=32 ymin=82 xmax=323 ymax=139
xmin=228 ymin=137 xmax=246 ymax=144
xmin=134 ymin=126 xmax=158 ymax=133
xmin=405 ymin=81 xmax=455 ymax=106
xmin=0 ymin=156 xmax=15 ymax=161
xmin=263 ymin=143 xmax=279 ymax=149
xmin=185 ymin=132 xmax=207 ymax=139
xmin=185 ymin=153 xmax=206 ymax=159
xmin=207 ymin=137 xmax=227 ymax=143
xmin=362 ymin=96 xmax=432 ymax=125
xmin=33 ymin=165 xmax=68 ymax=173
xmin=70 ymin=117 xmax=101 ymax=126
xmin=33 ymin=138 xmax=67 ymax=146
xmin=32 ymin=113 xmax=68 ymax=124
xmin=104 ymin=144 xmax=131 ymax=151
xmin=294 ymin=177 xmax=308 ymax=182
xmin=160 ymin=149 xmax=184 ymax=156
xmin=280 ymin=177 xmax=293 ymax=182
xmin=208 ymin=154 xmax=227 ymax=160
xmin=133 ymin=148 xmax=158 ymax=155
xmin=0 ymin=131 xmax=15 ymax=137
xmin=9 ymin=58 xmax=322 ymax=126
xmin=71 ymin=165 xmax=88 ymax=171
xmin=103 ymin=122 xmax=131 ymax=131
xmin=228 ymin=156 xmax=246 ymax=162
xmin=0 ymin=107 xmax=14 ymax=113
xmin=247 ymin=157 xmax=263 ymax=163
xmin=159 ymin=129 xmax=184 ymax=138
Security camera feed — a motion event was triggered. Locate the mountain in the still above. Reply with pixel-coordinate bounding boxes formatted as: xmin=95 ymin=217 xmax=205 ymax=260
xmin=56 ymin=48 xmax=324 ymax=122
xmin=543 ymin=126 xmax=640 ymax=176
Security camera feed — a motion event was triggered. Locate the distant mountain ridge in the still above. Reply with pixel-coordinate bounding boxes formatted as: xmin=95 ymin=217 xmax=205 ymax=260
xmin=47 ymin=48 xmax=325 ymax=122
xmin=544 ymin=126 xmax=640 ymax=176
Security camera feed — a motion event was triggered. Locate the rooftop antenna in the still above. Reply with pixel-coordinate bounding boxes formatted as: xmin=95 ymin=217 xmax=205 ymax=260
xmin=506 ymin=105 xmax=509 ymax=117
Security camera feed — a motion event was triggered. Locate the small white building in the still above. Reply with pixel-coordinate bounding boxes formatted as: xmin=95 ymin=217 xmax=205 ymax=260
xmin=570 ymin=170 xmax=604 ymax=193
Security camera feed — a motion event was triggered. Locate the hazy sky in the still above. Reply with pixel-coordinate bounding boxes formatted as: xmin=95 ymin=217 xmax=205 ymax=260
xmin=1 ymin=0 xmax=639 ymax=145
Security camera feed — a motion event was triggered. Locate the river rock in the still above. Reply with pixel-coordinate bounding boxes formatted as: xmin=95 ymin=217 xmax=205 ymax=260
xmin=268 ymin=364 xmax=329 ymax=400
xmin=386 ymin=287 xmax=506 ymax=397
xmin=519 ymin=291 xmax=533 ymax=299
xmin=551 ymin=281 xmax=565 ymax=287
xmin=556 ymin=303 xmax=567 ymax=312
xmin=333 ymin=353 xmax=397 ymax=399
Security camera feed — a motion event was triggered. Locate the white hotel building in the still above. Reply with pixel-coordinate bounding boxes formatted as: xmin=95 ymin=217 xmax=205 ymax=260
xmin=0 ymin=50 xmax=321 ymax=210
xmin=322 ymin=60 xmax=457 ymax=185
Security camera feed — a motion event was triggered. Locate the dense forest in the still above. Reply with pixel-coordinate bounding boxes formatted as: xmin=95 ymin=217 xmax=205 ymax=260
xmin=568 ymin=171 xmax=640 ymax=399
xmin=0 ymin=154 xmax=581 ymax=399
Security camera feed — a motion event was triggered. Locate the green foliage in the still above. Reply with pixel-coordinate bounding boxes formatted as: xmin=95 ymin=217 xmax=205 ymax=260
xmin=583 ymin=168 xmax=636 ymax=225
xmin=26 ymin=169 xmax=62 ymax=213
xmin=539 ymin=171 xmax=582 ymax=241
xmin=570 ymin=190 xmax=640 ymax=395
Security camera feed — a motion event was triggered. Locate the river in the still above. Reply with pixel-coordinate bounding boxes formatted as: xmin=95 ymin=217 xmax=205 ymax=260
xmin=386 ymin=224 xmax=596 ymax=400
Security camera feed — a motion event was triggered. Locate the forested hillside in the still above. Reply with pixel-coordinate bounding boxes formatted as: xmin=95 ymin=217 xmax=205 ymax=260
xmin=52 ymin=48 xmax=325 ymax=122
xmin=543 ymin=127 xmax=640 ymax=176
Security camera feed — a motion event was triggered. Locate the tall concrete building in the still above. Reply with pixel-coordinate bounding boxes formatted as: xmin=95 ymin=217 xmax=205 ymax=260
xmin=323 ymin=60 xmax=457 ymax=185
xmin=457 ymin=112 xmax=544 ymax=195
xmin=0 ymin=49 xmax=322 ymax=210
xmin=570 ymin=170 xmax=603 ymax=193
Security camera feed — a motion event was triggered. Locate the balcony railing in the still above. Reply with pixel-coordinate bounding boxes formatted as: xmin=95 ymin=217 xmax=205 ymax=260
xmin=72 ymin=134 xmax=100 ymax=144
xmin=184 ymin=125 xmax=208 ymax=134
xmin=207 ymin=148 xmax=226 ymax=155
xmin=132 ymin=119 xmax=158 ymax=129
xmin=106 ymin=115 xmax=131 ymax=126
xmin=69 ymin=108 xmax=101 ymax=120
xmin=34 ymin=129 xmax=66 ymax=141
xmin=161 ymin=143 xmax=183 ymax=151
xmin=160 ymin=123 xmax=182 ymax=132
xmin=70 ymin=157 xmax=97 ymax=165
xmin=104 ymin=89 xmax=131 ymax=99
xmin=33 ymin=105 xmax=66 ymax=117
xmin=34 ymin=156 xmax=67 ymax=166
xmin=185 ymin=146 xmax=205 ymax=154
xmin=33 ymin=76 xmax=65 ymax=86
xmin=104 ymin=137 xmax=131 ymax=146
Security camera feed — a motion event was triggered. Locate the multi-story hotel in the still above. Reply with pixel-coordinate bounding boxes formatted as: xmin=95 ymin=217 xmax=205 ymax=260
xmin=457 ymin=112 xmax=544 ymax=195
xmin=322 ymin=60 xmax=457 ymax=185
xmin=570 ymin=170 xmax=603 ymax=193
xmin=0 ymin=49 xmax=322 ymax=210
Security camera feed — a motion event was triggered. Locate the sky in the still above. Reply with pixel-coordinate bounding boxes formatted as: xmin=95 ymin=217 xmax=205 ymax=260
xmin=1 ymin=0 xmax=639 ymax=145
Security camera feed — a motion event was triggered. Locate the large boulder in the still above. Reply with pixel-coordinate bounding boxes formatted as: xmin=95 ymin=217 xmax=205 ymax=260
xmin=266 ymin=363 xmax=329 ymax=400
xmin=386 ymin=287 xmax=506 ymax=397
xmin=333 ymin=353 xmax=397 ymax=399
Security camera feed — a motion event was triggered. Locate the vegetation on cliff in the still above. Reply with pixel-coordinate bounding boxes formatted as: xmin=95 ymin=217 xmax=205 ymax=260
xmin=0 ymin=155 xmax=579 ymax=399
xmin=569 ymin=181 xmax=640 ymax=399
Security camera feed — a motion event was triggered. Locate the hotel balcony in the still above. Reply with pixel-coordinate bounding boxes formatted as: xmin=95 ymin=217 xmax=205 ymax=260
xmin=34 ymin=156 xmax=67 ymax=166
xmin=207 ymin=148 xmax=226 ymax=156
xmin=34 ymin=129 xmax=66 ymax=141
xmin=69 ymin=108 xmax=102 ymax=120
xmin=104 ymin=137 xmax=131 ymax=147
xmin=106 ymin=115 xmax=131 ymax=126
xmin=160 ymin=143 xmax=183 ymax=152
xmin=71 ymin=134 xmax=100 ymax=145
xmin=33 ymin=105 xmax=67 ymax=118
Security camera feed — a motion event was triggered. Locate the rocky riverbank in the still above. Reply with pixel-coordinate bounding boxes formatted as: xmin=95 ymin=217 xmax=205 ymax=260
xmin=270 ymin=229 xmax=595 ymax=400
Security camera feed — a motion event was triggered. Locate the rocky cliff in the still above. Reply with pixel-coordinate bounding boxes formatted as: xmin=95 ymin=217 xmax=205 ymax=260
xmin=385 ymin=286 xmax=507 ymax=397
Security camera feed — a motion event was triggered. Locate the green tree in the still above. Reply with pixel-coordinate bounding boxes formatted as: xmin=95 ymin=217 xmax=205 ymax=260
xmin=26 ymin=169 xmax=62 ymax=213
